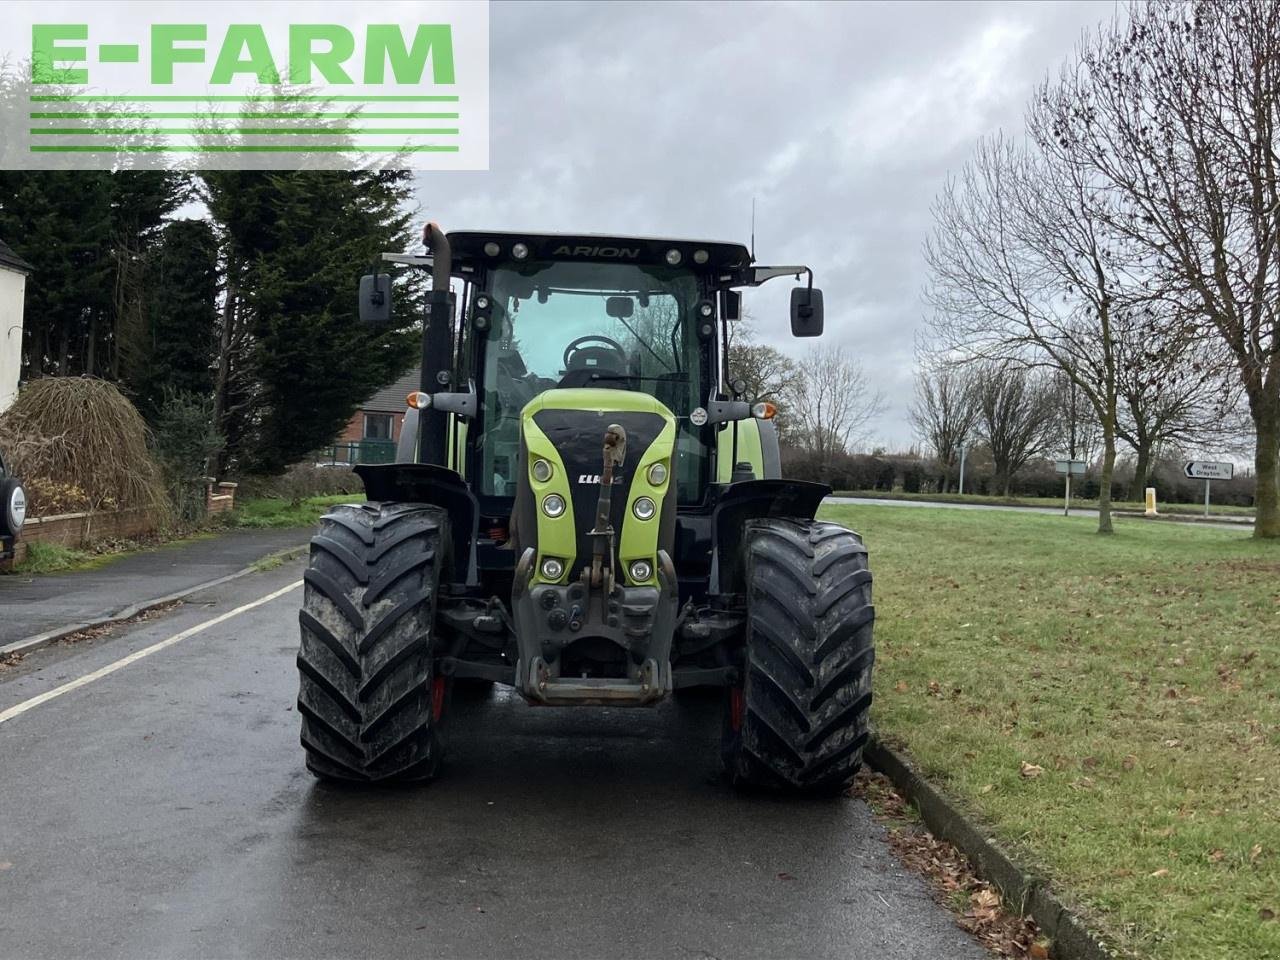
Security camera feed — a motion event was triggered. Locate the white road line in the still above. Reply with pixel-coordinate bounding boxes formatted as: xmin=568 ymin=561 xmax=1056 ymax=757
xmin=0 ymin=579 xmax=303 ymax=727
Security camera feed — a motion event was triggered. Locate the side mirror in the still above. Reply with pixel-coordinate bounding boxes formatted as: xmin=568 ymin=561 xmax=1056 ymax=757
xmin=720 ymin=289 xmax=742 ymax=322
xmin=359 ymin=273 xmax=393 ymax=325
xmin=790 ymin=286 xmax=823 ymax=337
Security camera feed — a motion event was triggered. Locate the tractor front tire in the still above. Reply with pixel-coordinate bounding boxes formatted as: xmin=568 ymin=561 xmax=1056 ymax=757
xmin=297 ymin=502 xmax=449 ymax=784
xmin=722 ymin=518 xmax=875 ymax=796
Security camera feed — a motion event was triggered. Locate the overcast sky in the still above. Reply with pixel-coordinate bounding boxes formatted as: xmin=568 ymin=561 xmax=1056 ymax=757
xmin=415 ymin=0 xmax=1116 ymax=448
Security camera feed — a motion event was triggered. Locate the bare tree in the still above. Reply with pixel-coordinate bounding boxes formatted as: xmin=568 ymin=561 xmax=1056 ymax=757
xmin=1047 ymin=370 xmax=1103 ymax=463
xmin=1040 ymin=1 xmax=1280 ymax=538
xmin=785 ymin=346 xmax=884 ymax=467
xmin=910 ymin=354 xmax=980 ymax=492
xmin=925 ymin=133 xmax=1136 ymax=532
xmin=1113 ymin=305 xmax=1236 ymax=495
xmin=973 ymin=363 xmax=1057 ymax=496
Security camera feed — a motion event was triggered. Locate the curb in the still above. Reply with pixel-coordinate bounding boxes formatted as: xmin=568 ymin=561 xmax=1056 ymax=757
xmin=0 ymin=543 xmax=309 ymax=659
xmin=865 ymin=735 xmax=1115 ymax=960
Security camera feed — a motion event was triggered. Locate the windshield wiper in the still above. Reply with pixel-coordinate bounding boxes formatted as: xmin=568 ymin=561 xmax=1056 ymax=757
xmin=581 ymin=373 xmax=690 ymax=384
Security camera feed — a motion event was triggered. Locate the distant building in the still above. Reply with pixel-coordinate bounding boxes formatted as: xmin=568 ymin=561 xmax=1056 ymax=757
xmin=0 ymin=237 xmax=32 ymax=413
xmin=330 ymin=366 xmax=419 ymax=464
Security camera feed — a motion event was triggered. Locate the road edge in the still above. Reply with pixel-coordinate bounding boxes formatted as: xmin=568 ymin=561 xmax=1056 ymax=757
xmin=0 ymin=543 xmax=309 ymax=659
xmin=865 ymin=735 xmax=1115 ymax=960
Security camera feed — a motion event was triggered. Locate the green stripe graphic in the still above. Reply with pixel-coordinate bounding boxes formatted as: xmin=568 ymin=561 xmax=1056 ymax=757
xmin=30 ymin=112 xmax=460 ymax=119
xmin=30 ymin=95 xmax=460 ymax=102
xmin=31 ymin=128 xmax=460 ymax=136
xmin=30 ymin=145 xmax=461 ymax=153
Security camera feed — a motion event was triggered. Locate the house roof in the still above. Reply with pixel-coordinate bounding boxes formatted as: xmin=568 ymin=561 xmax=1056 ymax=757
xmin=362 ymin=365 xmax=422 ymax=413
xmin=0 ymin=237 xmax=33 ymax=274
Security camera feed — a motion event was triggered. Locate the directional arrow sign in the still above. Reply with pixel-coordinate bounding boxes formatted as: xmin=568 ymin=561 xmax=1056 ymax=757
xmin=1184 ymin=461 xmax=1234 ymax=480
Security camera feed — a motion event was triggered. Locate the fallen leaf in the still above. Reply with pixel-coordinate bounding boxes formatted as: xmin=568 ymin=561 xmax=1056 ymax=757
xmin=1122 ymin=755 xmax=1138 ymax=771
xmin=1081 ymin=756 xmax=1099 ymax=770
xmin=894 ymin=681 xmax=909 ymax=693
xmin=1250 ymin=844 xmax=1264 ymax=863
xmin=1260 ymin=908 xmax=1276 ymax=922
xmin=776 ymin=871 xmax=794 ymax=880
xmin=980 ymin=783 xmax=994 ymax=795
xmin=1163 ymin=739 xmax=1181 ymax=748
xmin=0 ymin=862 xmax=11 ymax=871
xmin=927 ymin=680 xmax=942 ymax=697
xmin=1019 ymin=762 xmax=1045 ymax=779
xmin=1150 ymin=868 xmax=1170 ymax=878
xmin=1030 ymin=944 xmax=1050 ymax=959
xmin=1164 ymin=688 xmax=1179 ymax=699
xmin=1208 ymin=849 xmax=1225 ymax=863
xmin=971 ymin=888 xmax=1000 ymax=910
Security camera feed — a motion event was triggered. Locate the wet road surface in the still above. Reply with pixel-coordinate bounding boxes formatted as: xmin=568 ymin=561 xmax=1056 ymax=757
xmin=0 ymin=560 xmax=986 ymax=959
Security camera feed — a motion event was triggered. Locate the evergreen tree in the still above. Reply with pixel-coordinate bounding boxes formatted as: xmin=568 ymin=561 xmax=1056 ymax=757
xmin=202 ymin=170 xmax=423 ymax=475
xmin=128 ymin=219 xmax=220 ymax=419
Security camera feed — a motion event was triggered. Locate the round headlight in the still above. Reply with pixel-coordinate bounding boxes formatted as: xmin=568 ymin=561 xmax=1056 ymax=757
xmin=647 ymin=462 xmax=668 ymax=485
xmin=693 ymin=249 xmax=709 ymax=264
xmin=512 ymin=242 xmax=530 ymax=260
xmin=629 ymin=559 xmax=653 ymax=582
xmin=531 ymin=458 xmax=553 ymax=483
xmin=665 ymin=248 xmax=682 ymax=266
xmin=483 ymin=241 xmax=501 ymax=257
xmin=689 ymin=407 xmax=708 ymax=427
xmin=699 ymin=302 xmax=714 ymax=318
xmin=632 ymin=496 xmax=656 ymax=521
xmin=475 ymin=294 xmax=491 ymax=310
xmin=542 ymin=493 xmax=566 ymax=518
xmin=541 ymin=557 xmax=564 ymax=580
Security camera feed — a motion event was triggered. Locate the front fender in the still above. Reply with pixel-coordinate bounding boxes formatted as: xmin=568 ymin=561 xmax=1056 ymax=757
xmin=354 ymin=463 xmax=478 ymax=586
xmin=710 ymin=478 xmax=831 ymax=594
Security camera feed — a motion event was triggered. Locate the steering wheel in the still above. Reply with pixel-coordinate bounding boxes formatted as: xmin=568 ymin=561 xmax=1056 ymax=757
xmin=563 ymin=335 xmax=628 ymax=373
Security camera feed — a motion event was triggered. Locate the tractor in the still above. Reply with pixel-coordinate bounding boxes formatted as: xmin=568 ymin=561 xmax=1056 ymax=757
xmin=295 ymin=225 xmax=875 ymax=795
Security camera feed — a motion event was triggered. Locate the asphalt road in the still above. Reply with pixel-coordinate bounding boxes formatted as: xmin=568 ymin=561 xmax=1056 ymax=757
xmin=0 ymin=560 xmax=986 ymax=960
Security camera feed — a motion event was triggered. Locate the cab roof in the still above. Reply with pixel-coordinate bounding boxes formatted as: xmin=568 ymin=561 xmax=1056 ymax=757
xmin=446 ymin=231 xmax=752 ymax=271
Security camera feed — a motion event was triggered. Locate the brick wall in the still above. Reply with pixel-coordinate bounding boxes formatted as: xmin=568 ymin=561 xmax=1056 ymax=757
xmin=1 ymin=507 xmax=158 ymax=569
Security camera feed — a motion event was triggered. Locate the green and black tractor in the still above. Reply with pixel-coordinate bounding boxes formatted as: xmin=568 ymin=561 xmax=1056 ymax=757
xmin=296 ymin=225 xmax=875 ymax=794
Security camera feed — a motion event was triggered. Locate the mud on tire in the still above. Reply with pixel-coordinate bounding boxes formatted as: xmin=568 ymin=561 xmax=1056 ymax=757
xmin=722 ymin=518 xmax=875 ymax=795
xmin=297 ymin=502 xmax=449 ymax=783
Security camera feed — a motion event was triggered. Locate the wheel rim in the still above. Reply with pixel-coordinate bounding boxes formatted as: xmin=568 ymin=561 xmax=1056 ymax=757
xmin=431 ymin=676 xmax=447 ymax=722
xmin=729 ymin=685 xmax=745 ymax=732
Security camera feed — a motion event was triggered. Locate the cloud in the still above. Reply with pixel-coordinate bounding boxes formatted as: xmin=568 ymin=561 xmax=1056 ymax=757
xmin=415 ymin=0 xmax=1113 ymax=446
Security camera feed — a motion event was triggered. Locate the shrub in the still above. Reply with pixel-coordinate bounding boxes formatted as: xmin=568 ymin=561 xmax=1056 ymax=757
xmin=0 ymin=377 xmax=169 ymax=521
xmin=150 ymin=391 xmax=225 ymax=524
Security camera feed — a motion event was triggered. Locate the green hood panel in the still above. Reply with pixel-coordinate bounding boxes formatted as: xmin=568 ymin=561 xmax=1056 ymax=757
xmin=521 ymin=389 xmax=676 ymax=586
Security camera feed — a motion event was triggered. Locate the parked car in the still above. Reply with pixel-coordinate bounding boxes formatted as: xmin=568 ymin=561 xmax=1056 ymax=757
xmin=0 ymin=448 xmax=26 ymax=561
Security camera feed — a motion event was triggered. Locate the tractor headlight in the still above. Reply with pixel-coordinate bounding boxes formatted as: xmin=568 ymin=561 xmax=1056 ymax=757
xmin=542 ymin=493 xmax=566 ymax=518
xmin=646 ymin=462 xmax=668 ymax=485
xmin=512 ymin=242 xmax=530 ymax=260
xmin=665 ymin=248 xmax=682 ymax=266
xmin=629 ymin=559 xmax=653 ymax=582
xmin=483 ymin=241 xmax=501 ymax=257
xmin=540 ymin=557 xmax=565 ymax=580
xmin=531 ymin=458 xmax=553 ymax=483
xmin=632 ymin=496 xmax=656 ymax=521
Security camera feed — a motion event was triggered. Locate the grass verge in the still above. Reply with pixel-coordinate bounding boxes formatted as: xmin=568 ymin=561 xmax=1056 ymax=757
xmin=833 ymin=489 xmax=1255 ymax=519
xmin=816 ymin=503 xmax=1279 ymax=959
xmin=224 ymin=493 xmax=364 ymax=529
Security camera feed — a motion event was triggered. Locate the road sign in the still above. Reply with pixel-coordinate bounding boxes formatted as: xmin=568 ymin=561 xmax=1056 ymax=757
xmin=1184 ymin=461 xmax=1234 ymax=480
xmin=1055 ymin=459 xmax=1087 ymax=476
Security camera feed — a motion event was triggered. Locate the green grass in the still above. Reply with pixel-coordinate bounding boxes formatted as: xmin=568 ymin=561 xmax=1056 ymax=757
xmin=815 ymin=503 xmax=1280 ymax=959
xmin=12 ymin=541 xmax=101 ymax=574
xmin=834 ymin=489 xmax=1256 ymax=518
xmin=226 ymin=494 xmax=364 ymax=529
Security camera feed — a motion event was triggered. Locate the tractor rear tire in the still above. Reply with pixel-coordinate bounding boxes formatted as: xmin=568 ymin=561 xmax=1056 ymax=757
xmin=297 ymin=502 xmax=449 ymax=784
xmin=722 ymin=518 xmax=875 ymax=796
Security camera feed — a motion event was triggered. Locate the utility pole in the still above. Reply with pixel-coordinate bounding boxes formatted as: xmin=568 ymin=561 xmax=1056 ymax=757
xmin=957 ymin=444 xmax=967 ymax=496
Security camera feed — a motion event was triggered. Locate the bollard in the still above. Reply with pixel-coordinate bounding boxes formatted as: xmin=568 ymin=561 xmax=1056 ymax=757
xmin=1144 ymin=487 xmax=1158 ymax=516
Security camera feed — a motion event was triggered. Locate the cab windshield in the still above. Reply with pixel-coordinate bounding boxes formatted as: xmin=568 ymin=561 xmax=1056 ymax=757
xmin=477 ymin=260 xmax=707 ymax=499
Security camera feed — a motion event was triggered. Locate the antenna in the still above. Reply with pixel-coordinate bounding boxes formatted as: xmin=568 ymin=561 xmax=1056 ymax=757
xmin=750 ymin=196 xmax=756 ymax=262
